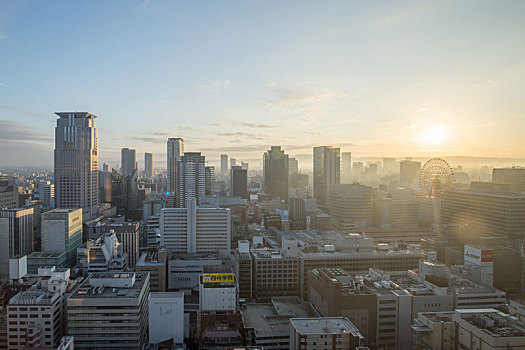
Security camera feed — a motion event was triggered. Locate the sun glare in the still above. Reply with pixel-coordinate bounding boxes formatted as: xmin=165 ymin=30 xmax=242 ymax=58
xmin=420 ymin=126 xmax=446 ymax=146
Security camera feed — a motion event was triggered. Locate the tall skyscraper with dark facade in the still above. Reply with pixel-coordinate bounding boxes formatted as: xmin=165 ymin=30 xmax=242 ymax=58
xmin=205 ymin=166 xmax=215 ymax=196
xmin=121 ymin=148 xmax=137 ymax=178
xmin=313 ymin=146 xmax=341 ymax=206
xmin=221 ymin=154 xmax=229 ymax=177
xmin=177 ymin=152 xmax=205 ymax=207
xmin=54 ymin=112 xmax=99 ymax=219
xmin=263 ymin=146 xmax=289 ymax=201
xmin=167 ymin=138 xmax=184 ymax=194
xmin=144 ymin=152 xmax=153 ymax=179
xmin=231 ymin=165 xmax=248 ymax=199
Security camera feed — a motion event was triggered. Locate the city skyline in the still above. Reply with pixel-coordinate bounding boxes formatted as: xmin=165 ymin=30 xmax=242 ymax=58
xmin=1 ymin=1 xmax=525 ymax=168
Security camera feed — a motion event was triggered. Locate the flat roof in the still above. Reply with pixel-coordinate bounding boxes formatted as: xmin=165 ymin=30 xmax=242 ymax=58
xmin=55 ymin=112 xmax=97 ymax=119
xmin=290 ymin=317 xmax=361 ymax=335
xmin=243 ymin=297 xmax=316 ymax=333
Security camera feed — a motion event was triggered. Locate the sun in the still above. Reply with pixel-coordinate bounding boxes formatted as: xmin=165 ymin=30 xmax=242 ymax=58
xmin=420 ymin=126 xmax=446 ymax=146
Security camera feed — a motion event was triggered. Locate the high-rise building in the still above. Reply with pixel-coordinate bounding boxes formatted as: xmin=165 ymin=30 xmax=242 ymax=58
xmin=220 ymin=154 xmax=229 ymax=177
xmin=177 ymin=152 xmax=206 ymax=207
xmin=341 ymin=152 xmax=352 ymax=183
xmin=160 ymin=198 xmax=231 ymax=257
xmin=121 ymin=148 xmax=137 ymax=177
xmin=230 ymin=158 xmax=237 ymax=167
xmin=144 ymin=152 xmax=153 ymax=178
xmin=39 ymin=181 xmax=55 ymax=208
xmin=383 ymin=157 xmax=397 ymax=174
xmin=328 ymin=184 xmax=372 ymax=230
xmin=231 ymin=165 xmax=247 ymax=199
xmin=288 ymin=157 xmax=299 ymax=174
xmin=0 ymin=208 xmax=34 ymax=277
xmin=54 ymin=112 xmax=99 ymax=219
xmin=492 ymin=167 xmax=525 ymax=192
xmin=106 ymin=222 xmax=140 ymax=269
xmin=205 ymin=166 xmax=215 ymax=196
xmin=41 ymin=209 xmax=82 ymax=268
xmin=263 ymin=146 xmax=289 ymax=201
xmin=167 ymin=138 xmax=184 ymax=194
xmin=289 ymin=197 xmax=306 ymax=229
xmin=400 ymin=159 xmax=421 ymax=188
xmin=313 ymin=146 xmax=340 ymax=206
xmin=0 ymin=177 xmax=18 ymax=208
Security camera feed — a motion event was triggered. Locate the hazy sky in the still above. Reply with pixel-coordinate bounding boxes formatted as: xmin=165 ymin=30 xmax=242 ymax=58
xmin=1 ymin=1 xmax=525 ymax=169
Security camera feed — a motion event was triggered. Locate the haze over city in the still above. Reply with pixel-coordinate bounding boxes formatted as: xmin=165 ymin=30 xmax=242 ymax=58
xmin=1 ymin=0 xmax=525 ymax=168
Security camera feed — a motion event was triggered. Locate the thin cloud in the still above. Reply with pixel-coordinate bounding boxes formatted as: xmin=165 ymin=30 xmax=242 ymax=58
xmin=228 ymin=118 xmax=278 ymax=129
xmin=0 ymin=120 xmax=53 ymax=142
xmin=0 ymin=105 xmax=50 ymax=120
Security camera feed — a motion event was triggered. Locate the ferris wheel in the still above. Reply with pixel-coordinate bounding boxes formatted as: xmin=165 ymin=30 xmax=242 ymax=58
xmin=419 ymin=158 xmax=455 ymax=197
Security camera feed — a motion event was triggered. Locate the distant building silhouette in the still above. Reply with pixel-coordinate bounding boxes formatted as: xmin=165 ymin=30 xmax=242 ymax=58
xmin=263 ymin=146 xmax=289 ymax=201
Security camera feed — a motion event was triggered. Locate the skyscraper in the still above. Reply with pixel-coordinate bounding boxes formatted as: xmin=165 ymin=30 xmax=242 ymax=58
xmin=263 ymin=146 xmax=289 ymax=201
xmin=400 ymin=159 xmax=421 ymax=188
xmin=288 ymin=157 xmax=299 ymax=174
xmin=205 ymin=166 xmax=215 ymax=196
xmin=231 ymin=165 xmax=248 ymax=199
xmin=313 ymin=146 xmax=341 ymax=206
xmin=341 ymin=152 xmax=352 ymax=183
xmin=121 ymin=148 xmax=137 ymax=177
xmin=0 ymin=208 xmax=34 ymax=277
xmin=177 ymin=152 xmax=205 ymax=207
xmin=220 ymin=154 xmax=229 ymax=177
xmin=144 ymin=152 xmax=154 ymax=179
xmin=167 ymin=138 xmax=184 ymax=193
xmin=54 ymin=112 xmax=99 ymax=219
xmin=39 ymin=181 xmax=55 ymax=208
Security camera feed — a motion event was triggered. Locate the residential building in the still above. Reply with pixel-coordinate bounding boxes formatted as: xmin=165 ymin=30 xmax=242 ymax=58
xmin=167 ymin=137 xmax=184 ymax=194
xmin=144 ymin=152 xmax=154 ymax=178
xmin=54 ymin=112 xmax=99 ymax=219
xmin=177 ymin=152 xmax=206 ymax=207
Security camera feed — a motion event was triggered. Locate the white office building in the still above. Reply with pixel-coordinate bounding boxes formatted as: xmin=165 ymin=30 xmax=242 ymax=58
xmin=149 ymin=292 xmax=185 ymax=344
xmin=160 ymin=198 xmax=231 ymax=257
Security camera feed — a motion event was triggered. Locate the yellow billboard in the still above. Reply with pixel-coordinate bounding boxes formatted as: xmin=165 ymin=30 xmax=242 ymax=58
xmin=202 ymin=273 xmax=235 ymax=283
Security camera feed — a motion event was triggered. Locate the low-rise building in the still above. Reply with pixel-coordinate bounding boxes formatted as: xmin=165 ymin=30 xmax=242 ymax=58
xmin=289 ymin=317 xmax=363 ymax=350
xmin=136 ymin=247 xmax=168 ymax=292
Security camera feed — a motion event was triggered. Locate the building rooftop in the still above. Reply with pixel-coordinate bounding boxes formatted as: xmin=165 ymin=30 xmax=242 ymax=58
xmin=55 ymin=112 xmax=97 ymax=119
xmin=290 ymin=317 xmax=362 ymax=336
xmin=455 ymin=309 xmax=525 ymax=338
xmin=243 ymin=297 xmax=317 ymax=334
xmin=69 ymin=272 xmax=148 ymax=299
xmin=28 ymin=251 xmax=66 ymax=259
xmin=9 ymin=286 xmax=58 ymax=305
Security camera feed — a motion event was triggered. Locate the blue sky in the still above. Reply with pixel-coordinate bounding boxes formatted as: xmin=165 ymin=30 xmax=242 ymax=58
xmin=1 ymin=0 xmax=525 ymax=169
